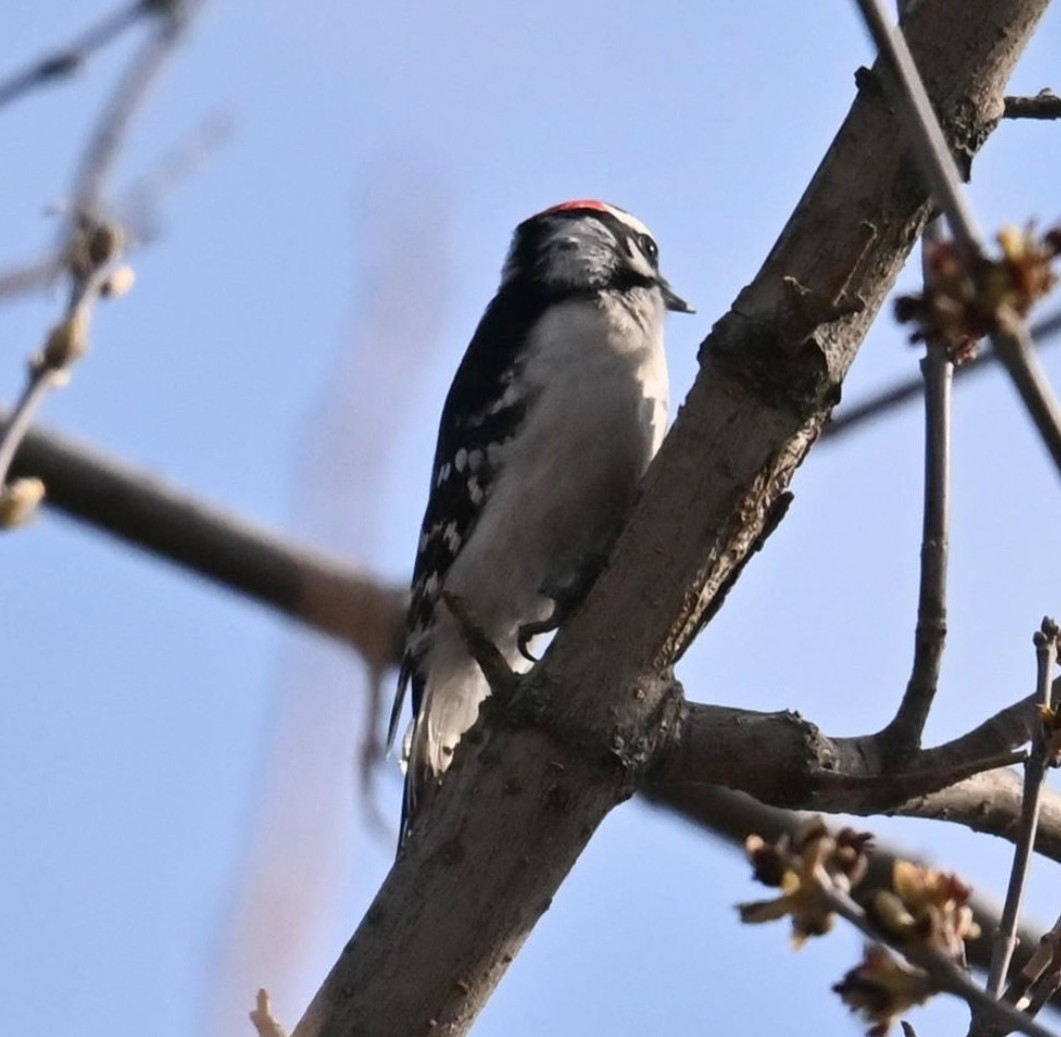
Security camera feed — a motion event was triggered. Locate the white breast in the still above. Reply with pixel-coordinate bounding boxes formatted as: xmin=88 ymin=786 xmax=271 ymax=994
xmin=412 ymin=288 xmax=669 ymax=785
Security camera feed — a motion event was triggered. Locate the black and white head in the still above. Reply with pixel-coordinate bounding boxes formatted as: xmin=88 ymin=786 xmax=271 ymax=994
xmin=500 ymin=200 xmax=693 ymax=314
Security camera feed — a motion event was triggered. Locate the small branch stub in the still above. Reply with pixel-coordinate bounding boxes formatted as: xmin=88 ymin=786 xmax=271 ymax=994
xmin=440 ymin=589 xmax=519 ymax=701
xmin=250 ymin=989 xmax=289 ymax=1037
xmin=0 ymin=477 xmax=45 ymax=528
xmin=1004 ymin=90 xmax=1061 ymax=121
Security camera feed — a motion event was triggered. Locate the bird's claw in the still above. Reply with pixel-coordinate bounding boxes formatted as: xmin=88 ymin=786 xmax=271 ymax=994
xmin=517 ymin=614 xmax=559 ymax=663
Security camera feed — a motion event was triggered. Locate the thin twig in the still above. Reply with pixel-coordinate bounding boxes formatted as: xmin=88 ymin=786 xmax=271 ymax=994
xmin=249 ymin=989 xmax=289 ymax=1037
xmin=2 ymin=2 xmax=207 ymax=514
xmin=822 ymin=878 xmax=1060 ymax=1037
xmin=1006 ymin=913 xmax=1061 ymax=1018
xmin=0 ymin=0 xmax=151 ymax=111
xmin=0 ymin=221 xmax=121 ymax=498
xmin=854 ymin=0 xmax=1061 ymax=477
xmin=641 ymin=785 xmax=1054 ymax=1000
xmin=1004 ymin=91 xmax=1061 ymax=121
xmin=359 ymin=662 xmax=393 ymax=837
xmin=0 ymin=256 xmax=64 ymax=303
xmin=884 ymin=220 xmax=952 ymax=752
xmin=440 ymin=590 xmax=519 ymax=699
xmin=991 ymin=319 xmax=1061 ymax=476
xmin=71 ymin=1 xmax=200 ymax=214
xmin=864 ymin=0 xmax=940 ymax=745
xmin=0 ymin=116 xmax=229 ymax=308
xmin=854 ymin=0 xmax=983 ymax=252
xmin=985 ymin=620 xmax=1061 ymax=999
xmin=1021 ymin=932 xmax=1061 ymax=1019
xmin=117 ymin=113 xmax=232 ymax=241
xmin=824 ymin=310 xmax=1061 ymax=442
xmin=0 ymin=370 xmax=64 ymax=486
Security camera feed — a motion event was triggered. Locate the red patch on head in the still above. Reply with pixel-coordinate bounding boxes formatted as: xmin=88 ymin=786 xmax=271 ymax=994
xmin=544 ymin=199 xmax=611 ymax=215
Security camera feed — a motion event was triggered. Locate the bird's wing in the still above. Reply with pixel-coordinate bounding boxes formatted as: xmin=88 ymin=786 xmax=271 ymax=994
xmin=387 ymin=288 xmax=547 ymax=748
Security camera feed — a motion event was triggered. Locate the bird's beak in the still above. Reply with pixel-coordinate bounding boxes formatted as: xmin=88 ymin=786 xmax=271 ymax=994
xmin=661 ymin=280 xmax=695 ymax=314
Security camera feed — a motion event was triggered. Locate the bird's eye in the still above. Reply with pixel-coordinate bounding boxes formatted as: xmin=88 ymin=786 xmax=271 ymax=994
xmin=639 ymin=233 xmax=659 ymax=265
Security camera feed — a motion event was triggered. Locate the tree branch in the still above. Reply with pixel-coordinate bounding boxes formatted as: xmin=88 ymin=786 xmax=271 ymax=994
xmin=856 ymin=0 xmax=1061 ymax=477
xmin=984 ymin=620 xmax=1061 ymax=1000
xmin=4 ymin=297 xmax=1054 ymax=651
xmin=69 ymin=0 xmax=202 ymax=214
xmin=823 ymin=309 xmax=1061 ymax=442
xmin=648 ymin=694 xmax=1033 ymax=813
xmin=283 ymin=3 xmax=1053 ymax=1034
xmin=894 ymin=769 xmax=1061 ymax=863
xmin=0 ymin=0 xmax=154 ymax=111
xmin=883 ymin=219 xmax=953 ymax=753
xmin=1004 ymin=90 xmax=1061 ymax=120
xmin=8 ymin=421 xmax=405 ymax=669
xmin=642 ymin=784 xmax=1052 ymax=991
xmin=14 ymin=413 xmax=1059 ymax=864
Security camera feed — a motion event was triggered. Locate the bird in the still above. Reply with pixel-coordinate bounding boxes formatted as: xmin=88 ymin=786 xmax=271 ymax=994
xmin=389 ymin=200 xmax=692 ymax=843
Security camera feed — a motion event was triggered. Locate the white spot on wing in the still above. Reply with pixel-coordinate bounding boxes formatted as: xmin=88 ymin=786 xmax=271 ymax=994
xmin=442 ymin=522 xmax=462 ymax=552
xmin=484 ymin=381 xmax=521 ymax=417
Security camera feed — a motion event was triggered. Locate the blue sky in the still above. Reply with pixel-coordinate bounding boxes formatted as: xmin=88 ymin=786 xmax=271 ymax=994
xmin=2 ymin=3 xmax=1060 ymax=1036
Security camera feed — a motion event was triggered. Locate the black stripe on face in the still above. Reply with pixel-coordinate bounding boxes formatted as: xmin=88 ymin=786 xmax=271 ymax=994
xmin=507 ymin=206 xmax=662 ymax=300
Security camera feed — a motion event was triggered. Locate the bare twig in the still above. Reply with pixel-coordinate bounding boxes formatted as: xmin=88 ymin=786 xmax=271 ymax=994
xmin=824 ymin=310 xmax=1061 ymax=442
xmin=250 ymin=989 xmax=289 ymax=1037
xmin=0 ymin=214 xmax=126 ymax=509
xmin=359 ymin=663 xmax=392 ymax=836
xmin=0 ymin=116 xmax=228 ymax=308
xmin=440 ymin=590 xmax=519 ymax=699
xmin=992 ymin=320 xmax=1061 ymax=477
xmin=1024 ymin=954 xmax=1061 ymax=1020
xmin=0 ymin=0 xmax=153 ymax=110
xmin=884 ymin=221 xmax=953 ymax=752
xmin=855 ymin=0 xmax=983 ymax=250
xmin=2 ymin=0 xmax=208 ymax=519
xmin=1004 ymin=91 xmax=1061 ymax=120
xmin=71 ymin=0 xmax=201 ymax=214
xmin=855 ymin=0 xmax=1061 ymax=476
xmin=985 ymin=620 xmax=1061 ymax=1001
xmin=117 ymin=113 xmax=232 ymax=242
xmin=0 ymin=369 xmax=66 ymax=489
xmin=1009 ymin=914 xmax=1061 ymax=1019
xmin=0 ymin=256 xmax=64 ymax=302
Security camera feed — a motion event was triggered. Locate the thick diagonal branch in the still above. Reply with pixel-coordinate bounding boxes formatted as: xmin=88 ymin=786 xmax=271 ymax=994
xmin=289 ymin=5 xmax=1052 ymax=1037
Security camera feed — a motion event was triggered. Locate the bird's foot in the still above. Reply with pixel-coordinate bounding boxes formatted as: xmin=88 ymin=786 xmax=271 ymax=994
xmin=516 ymin=552 xmax=609 ymax=663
